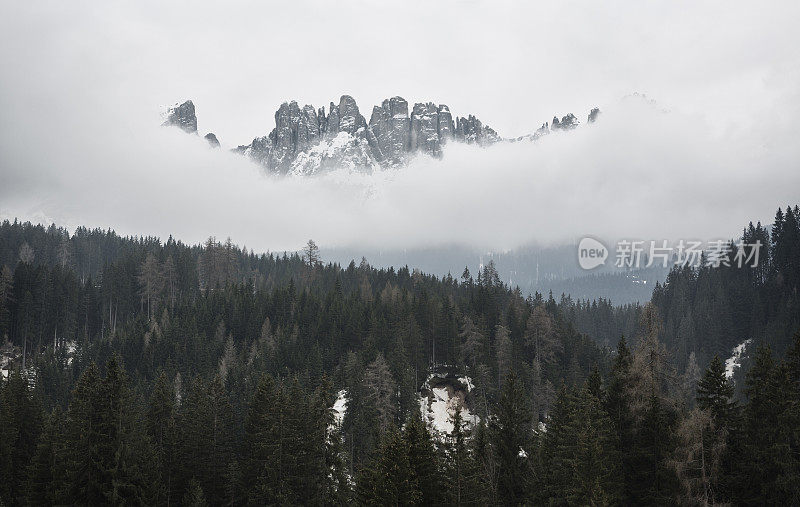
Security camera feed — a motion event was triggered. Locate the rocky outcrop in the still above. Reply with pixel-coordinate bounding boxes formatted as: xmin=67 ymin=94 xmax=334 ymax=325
xmin=455 ymin=115 xmax=499 ymax=145
xmin=166 ymin=95 xmax=599 ymax=175
xmin=235 ymin=95 xmax=371 ymax=175
xmin=367 ymin=97 xmax=410 ymax=165
xmin=410 ymin=103 xmax=443 ymax=156
xmin=235 ymin=94 xmax=499 ymax=174
xmin=162 ymin=100 xmax=197 ymax=133
xmin=204 ymin=133 xmax=220 ymax=147
xmin=551 ymin=113 xmax=579 ymax=131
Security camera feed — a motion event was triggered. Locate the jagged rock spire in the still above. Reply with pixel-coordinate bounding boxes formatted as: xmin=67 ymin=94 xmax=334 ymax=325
xmin=162 ymin=100 xmax=197 ymax=133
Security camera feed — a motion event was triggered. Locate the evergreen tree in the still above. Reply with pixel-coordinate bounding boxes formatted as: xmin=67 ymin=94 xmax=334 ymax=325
xmin=63 ymin=357 xmax=155 ymax=505
xmin=403 ymin=413 xmax=442 ymax=504
xmin=25 ymin=408 xmax=67 ymax=505
xmin=540 ymin=384 xmax=621 ymax=504
xmin=605 ymin=336 xmax=636 ymax=502
xmin=491 ymin=369 xmax=533 ymax=504
xmin=730 ymin=345 xmax=794 ymax=503
xmin=0 ymin=368 xmax=43 ymax=506
xmin=147 ymin=371 xmax=178 ymax=505
xmin=357 ymin=426 xmax=422 ymax=505
xmin=696 ymin=355 xmax=736 ymax=425
xmin=443 ymin=406 xmax=479 ymax=506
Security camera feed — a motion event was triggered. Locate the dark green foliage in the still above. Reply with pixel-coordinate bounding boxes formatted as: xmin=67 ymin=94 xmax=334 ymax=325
xmin=357 ymin=426 xmax=422 ymax=505
xmin=539 ymin=384 xmax=622 ymax=505
xmin=726 ymin=343 xmax=800 ymax=504
xmin=491 ymin=369 xmax=533 ymax=505
xmin=242 ymin=374 xmax=333 ymax=505
xmin=60 ymin=357 xmax=156 ymax=505
xmin=696 ymin=355 xmax=736 ymax=424
xmin=0 ymin=369 xmax=42 ymax=506
xmin=177 ymin=375 xmax=234 ymax=505
xmin=443 ymin=407 xmax=480 ymax=505
xmin=25 ymin=407 xmax=66 ymax=505
xmin=147 ymin=371 xmax=178 ymax=505
xmin=0 ymin=208 xmax=798 ymax=505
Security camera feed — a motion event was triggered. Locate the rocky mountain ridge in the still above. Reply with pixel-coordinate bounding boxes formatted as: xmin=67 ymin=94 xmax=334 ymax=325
xmin=162 ymin=96 xmax=598 ymax=175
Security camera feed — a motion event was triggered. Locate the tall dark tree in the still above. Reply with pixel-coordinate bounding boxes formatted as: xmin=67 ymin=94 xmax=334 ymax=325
xmin=491 ymin=369 xmax=533 ymax=504
xmin=0 ymin=368 xmax=43 ymax=506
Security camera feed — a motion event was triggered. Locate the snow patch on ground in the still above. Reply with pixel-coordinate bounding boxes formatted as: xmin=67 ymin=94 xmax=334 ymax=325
xmin=725 ymin=339 xmax=752 ymax=379
xmin=419 ymin=387 xmax=474 ymax=436
xmin=331 ymin=389 xmax=348 ymax=428
xmin=457 ymin=375 xmax=474 ymax=391
xmin=65 ymin=340 xmax=77 ymax=365
xmin=418 ymin=374 xmax=478 ymax=437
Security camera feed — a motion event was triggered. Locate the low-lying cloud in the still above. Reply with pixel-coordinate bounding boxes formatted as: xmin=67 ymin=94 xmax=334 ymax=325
xmin=1 ymin=1 xmax=798 ymax=253
xmin=1 ymin=96 xmax=798 ymax=253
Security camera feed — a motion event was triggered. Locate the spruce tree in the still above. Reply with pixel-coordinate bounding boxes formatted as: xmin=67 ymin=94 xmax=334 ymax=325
xmin=604 ymin=336 xmax=635 ymax=502
xmin=25 ymin=408 xmax=67 ymax=505
xmin=696 ymin=355 xmax=736 ymax=427
xmin=491 ymin=369 xmax=533 ymax=504
xmin=403 ymin=413 xmax=442 ymax=504
xmin=147 ymin=371 xmax=178 ymax=505
xmin=356 ymin=426 xmax=421 ymax=505
xmin=0 ymin=368 xmax=43 ymax=506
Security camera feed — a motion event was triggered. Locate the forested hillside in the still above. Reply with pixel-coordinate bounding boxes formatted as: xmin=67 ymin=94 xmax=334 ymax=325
xmin=0 ymin=207 xmax=799 ymax=504
xmin=563 ymin=205 xmax=800 ymax=378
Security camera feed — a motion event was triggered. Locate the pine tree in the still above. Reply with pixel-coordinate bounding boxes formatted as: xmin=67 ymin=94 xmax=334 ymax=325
xmin=25 ymin=408 xmax=67 ymax=505
xmin=540 ymin=384 xmax=621 ymax=504
xmin=357 ymin=424 xmax=424 ymax=506
xmin=243 ymin=374 xmax=279 ymax=504
xmin=0 ymin=368 xmax=43 ymax=505
xmin=64 ymin=362 xmax=105 ymax=504
xmin=63 ymin=357 xmax=155 ymax=505
xmin=443 ymin=406 xmax=479 ymax=506
xmin=98 ymin=355 xmax=156 ymax=504
xmin=492 ymin=369 xmax=533 ymax=504
xmin=730 ymin=345 xmax=792 ymax=503
xmin=605 ymin=336 xmax=636 ymax=502
xmin=696 ymin=356 xmax=736 ymax=425
xmin=525 ymin=305 xmax=561 ymax=367
xmin=403 ymin=413 xmax=442 ymax=504
xmin=147 ymin=371 xmax=178 ymax=505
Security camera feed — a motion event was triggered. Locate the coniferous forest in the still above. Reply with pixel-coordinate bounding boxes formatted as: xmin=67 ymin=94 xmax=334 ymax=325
xmin=0 ymin=205 xmax=799 ymax=505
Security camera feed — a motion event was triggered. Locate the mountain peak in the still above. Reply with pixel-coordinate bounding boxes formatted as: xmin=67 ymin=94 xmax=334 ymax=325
xmin=166 ymin=96 xmax=599 ymax=175
xmin=162 ymin=100 xmax=197 ymax=133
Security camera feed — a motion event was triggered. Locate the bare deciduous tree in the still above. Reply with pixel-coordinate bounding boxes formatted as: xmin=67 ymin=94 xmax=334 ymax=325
xmin=138 ymin=253 xmax=164 ymax=321
xmin=18 ymin=242 xmax=34 ymax=264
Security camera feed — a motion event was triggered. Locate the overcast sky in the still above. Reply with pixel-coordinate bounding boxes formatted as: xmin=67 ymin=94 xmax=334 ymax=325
xmin=1 ymin=1 xmax=799 ymax=252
